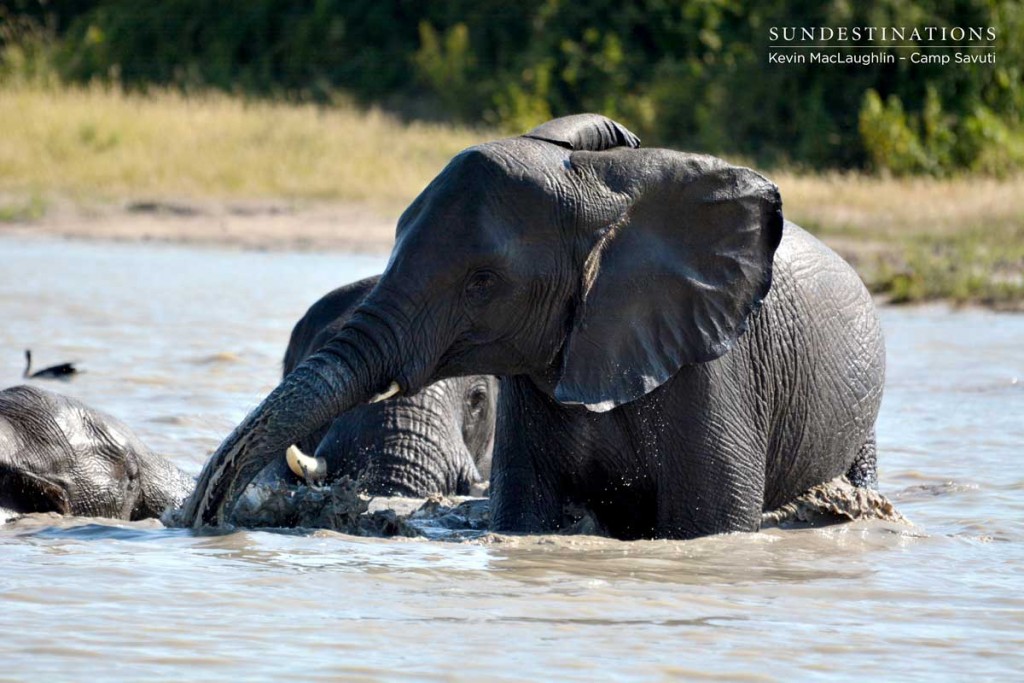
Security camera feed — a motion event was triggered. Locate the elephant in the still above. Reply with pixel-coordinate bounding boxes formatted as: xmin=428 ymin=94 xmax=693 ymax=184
xmin=181 ymin=113 xmax=885 ymax=540
xmin=0 ymin=385 xmax=193 ymax=520
xmin=1 ymin=281 xmax=497 ymax=524
xmin=261 ymin=275 xmax=498 ymax=497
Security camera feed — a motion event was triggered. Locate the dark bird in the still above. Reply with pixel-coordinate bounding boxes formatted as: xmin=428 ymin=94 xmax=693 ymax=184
xmin=23 ymin=349 xmax=79 ymax=381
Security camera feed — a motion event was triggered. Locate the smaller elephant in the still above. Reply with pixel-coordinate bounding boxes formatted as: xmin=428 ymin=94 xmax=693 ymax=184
xmin=0 ymin=385 xmax=193 ymax=520
xmin=264 ymin=276 xmax=498 ymax=497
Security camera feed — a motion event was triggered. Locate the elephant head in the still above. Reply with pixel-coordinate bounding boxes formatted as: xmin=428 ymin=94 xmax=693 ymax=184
xmin=0 ymin=386 xmax=194 ymax=520
xmin=181 ymin=114 xmax=782 ymax=526
xmin=296 ymin=375 xmax=497 ymax=496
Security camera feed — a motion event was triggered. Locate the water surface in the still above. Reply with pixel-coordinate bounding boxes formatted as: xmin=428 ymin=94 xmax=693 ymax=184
xmin=1 ymin=236 xmax=1021 ymax=680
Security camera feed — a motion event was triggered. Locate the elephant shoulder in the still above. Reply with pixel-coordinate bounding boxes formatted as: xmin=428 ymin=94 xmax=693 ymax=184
xmin=755 ymin=221 xmax=884 ymax=379
xmin=310 ymin=276 xmax=381 ymax=318
xmin=769 ymin=222 xmax=874 ymax=308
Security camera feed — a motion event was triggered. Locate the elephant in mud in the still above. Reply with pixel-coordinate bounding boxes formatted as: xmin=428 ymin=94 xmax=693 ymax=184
xmin=0 ymin=376 xmax=494 ymax=526
xmin=0 ymin=385 xmax=193 ymax=520
xmin=1 ymin=280 xmax=497 ymax=524
xmin=182 ymin=114 xmax=886 ymax=540
xmin=260 ymin=275 xmax=498 ymax=497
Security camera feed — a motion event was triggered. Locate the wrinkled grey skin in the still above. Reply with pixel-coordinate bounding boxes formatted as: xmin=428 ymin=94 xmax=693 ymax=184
xmin=182 ymin=114 xmax=885 ymax=540
xmin=0 ymin=386 xmax=193 ymax=520
xmin=257 ymin=276 xmax=497 ymax=496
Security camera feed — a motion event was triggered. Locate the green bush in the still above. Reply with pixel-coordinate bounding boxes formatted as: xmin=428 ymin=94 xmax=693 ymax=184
xmin=0 ymin=8 xmax=60 ymax=86
xmin=2 ymin=0 xmax=1022 ymax=174
xmin=413 ymin=22 xmax=475 ymax=119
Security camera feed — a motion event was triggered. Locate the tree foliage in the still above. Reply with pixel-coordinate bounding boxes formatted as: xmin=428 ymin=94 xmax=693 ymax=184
xmin=3 ymin=0 xmax=1022 ymax=174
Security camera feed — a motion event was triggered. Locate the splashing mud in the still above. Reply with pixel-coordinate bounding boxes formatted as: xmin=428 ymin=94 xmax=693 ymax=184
xmin=762 ymin=476 xmax=909 ymax=528
xmin=231 ymin=477 xmax=420 ymax=537
xmin=224 ymin=475 xmax=908 ymax=540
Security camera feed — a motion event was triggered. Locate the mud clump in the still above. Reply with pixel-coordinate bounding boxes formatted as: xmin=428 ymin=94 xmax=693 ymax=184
xmin=762 ymin=476 xmax=909 ymax=528
xmin=232 ymin=477 xmax=419 ymax=537
xmin=231 ymin=486 xmax=493 ymax=540
xmin=403 ymin=496 xmax=490 ymax=539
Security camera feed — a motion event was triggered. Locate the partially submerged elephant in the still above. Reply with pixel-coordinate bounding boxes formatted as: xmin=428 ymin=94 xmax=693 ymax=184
xmin=265 ymin=275 xmax=498 ymax=497
xmin=2 ymin=277 xmax=499 ymax=524
xmin=182 ymin=114 xmax=886 ymax=540
xmin=0 ymin=385 xmax=192 ymax=520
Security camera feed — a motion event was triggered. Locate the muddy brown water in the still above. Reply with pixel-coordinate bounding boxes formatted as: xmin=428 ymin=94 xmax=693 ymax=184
xmin=1 ymin=236 xmax=1021 ymax=680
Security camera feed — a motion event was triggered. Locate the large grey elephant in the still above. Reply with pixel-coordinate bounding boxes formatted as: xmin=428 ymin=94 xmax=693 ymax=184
xmin=264 ymin=275 xmax=498 ymax=496
xmin=182 ymin=114 xmax=885 ymax=540
xmin=0 ymin=385 xmax=193 ymax=519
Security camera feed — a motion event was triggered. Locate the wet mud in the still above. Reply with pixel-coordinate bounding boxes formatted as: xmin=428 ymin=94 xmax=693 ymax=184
xmin=231 ymin=477 xmax=421 ymax=537
xmin=761 ymin=476 xmax=909 ymax=528
xmin=228 ymin=474 xmax=908 ymax=540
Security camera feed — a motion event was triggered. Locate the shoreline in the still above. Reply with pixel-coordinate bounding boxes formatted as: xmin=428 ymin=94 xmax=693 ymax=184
xmin=0 ymin=198 xmax=400 ymax=254
xmin=2 ymin=197 xmax=1022 ymax=311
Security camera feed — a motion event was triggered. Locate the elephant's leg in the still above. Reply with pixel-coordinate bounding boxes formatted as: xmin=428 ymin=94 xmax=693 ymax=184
xmin=489 ymin=377 xmax=565 ymax=533
xmin=656 ymin=472 xmax=764 ymax=539
xmin=845 ymin=430 xmax=878 ymax=489
xmin=654 ymin=434 xmax=765 ymax=539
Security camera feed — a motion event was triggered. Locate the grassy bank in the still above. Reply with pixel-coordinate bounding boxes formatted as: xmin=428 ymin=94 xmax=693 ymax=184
xmin=0 ymin=83 xmax=481 ymax=205
xmin=776 ymin=174 xmax=1024 ymax=308
xmin=1 ymin=84 xmax=1021 ymax=308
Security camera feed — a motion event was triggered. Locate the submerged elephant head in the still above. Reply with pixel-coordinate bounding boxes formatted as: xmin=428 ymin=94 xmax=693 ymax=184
xmin=0 ymin=386 xmax=193 ymax=520
xmin=301 ymin=376 xmax=496 ymax=496
xmin=182 ymin=114 xmax=782 ymax=526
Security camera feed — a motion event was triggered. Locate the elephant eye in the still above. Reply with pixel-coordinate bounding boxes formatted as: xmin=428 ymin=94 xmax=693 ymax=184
xmin=465 ymin=270 xmax=498 ymax=301
xmin=468 ymin=387 xmax=488 ymax=414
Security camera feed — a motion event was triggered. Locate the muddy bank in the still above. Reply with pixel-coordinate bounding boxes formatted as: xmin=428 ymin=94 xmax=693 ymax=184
xmin=3 ymin=198 xmax=887 ymax=261
xmin=0 ymin=197 xmax=399 ymax=253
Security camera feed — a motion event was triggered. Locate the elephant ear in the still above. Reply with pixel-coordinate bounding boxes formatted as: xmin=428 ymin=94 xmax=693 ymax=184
xmin=0 ymin=467 xmax=71 ymax=514
xmin=553 ymin=149 xmax=784 ymax=412
xmin=523 ymin=114 xmax=640 ymax=151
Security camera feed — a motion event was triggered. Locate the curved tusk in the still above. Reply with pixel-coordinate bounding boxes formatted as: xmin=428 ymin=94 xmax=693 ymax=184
xmin=286 ymin=445 xmax=327 ymax=482
xmin=369 ymin=381 xmax=401 ymax=404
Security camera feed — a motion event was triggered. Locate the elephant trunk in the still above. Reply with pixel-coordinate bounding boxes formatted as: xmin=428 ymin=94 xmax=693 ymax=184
xmin=179 ymin=316 xmax=401 ymax=527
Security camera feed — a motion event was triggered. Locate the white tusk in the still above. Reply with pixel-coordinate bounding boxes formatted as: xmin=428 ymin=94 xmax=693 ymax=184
xmin=286 ymin=445 xmax=327 ymax=482
xmin=369 ymin=381 xmax=401 ymax=404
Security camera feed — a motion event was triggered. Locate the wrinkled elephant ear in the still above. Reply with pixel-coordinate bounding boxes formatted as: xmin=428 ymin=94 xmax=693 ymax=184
xmin=3 ymin=469 xmax=71 ymax=514
xmin=553 ymin=148 xmax=784 ymax=412
xmin=523 ymin=114 xmax=640 ymax=151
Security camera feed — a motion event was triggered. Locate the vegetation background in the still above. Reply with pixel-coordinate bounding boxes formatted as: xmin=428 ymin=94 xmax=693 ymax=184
xmin=6 ymin=0 xmax=1023 ymax=175
xmin=1 ymin=0 xmax=1022 ymax=306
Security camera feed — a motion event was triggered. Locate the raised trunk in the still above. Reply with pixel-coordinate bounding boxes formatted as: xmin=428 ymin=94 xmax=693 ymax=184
xmin=179 ymin=320 xmax=397 ymax=527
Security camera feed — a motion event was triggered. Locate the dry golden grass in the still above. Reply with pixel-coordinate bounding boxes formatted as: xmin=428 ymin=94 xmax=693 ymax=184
xmin=1 ymin=83 xmax=1021 ymax=305
xmin=774 ymin=171 xmax=1024 ymax=240
xmin=0 ymin=83 xmax=485 ymax=207
xmin=774 ymin=172 xmax=1024 ymax=307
